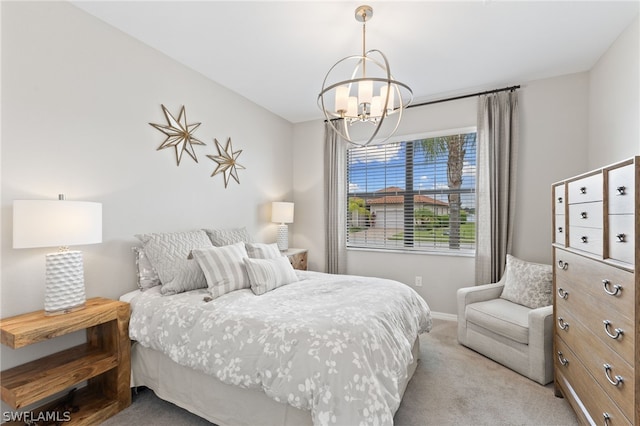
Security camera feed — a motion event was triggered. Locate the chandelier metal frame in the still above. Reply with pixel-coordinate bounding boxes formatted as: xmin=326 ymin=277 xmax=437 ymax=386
xmin=318 ymin=5 xmax=413 ymax=146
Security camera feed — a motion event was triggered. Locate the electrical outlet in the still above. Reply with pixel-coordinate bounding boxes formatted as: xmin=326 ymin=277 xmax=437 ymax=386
xmin=414 ymin=276 xmax=423 ymax=287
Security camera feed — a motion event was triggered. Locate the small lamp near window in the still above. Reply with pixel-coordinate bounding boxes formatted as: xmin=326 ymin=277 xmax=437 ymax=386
xmin=13 ymin=195 xmax=102 ymax=315
xmin=271 ymin=201 xmax=294 ymax=251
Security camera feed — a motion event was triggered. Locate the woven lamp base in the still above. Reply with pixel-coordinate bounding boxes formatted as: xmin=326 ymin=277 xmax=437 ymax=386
xmin=44 ymin=250 xmax=86 ymax=315
xmin=276 ymin=224 xmax=289 ymax=251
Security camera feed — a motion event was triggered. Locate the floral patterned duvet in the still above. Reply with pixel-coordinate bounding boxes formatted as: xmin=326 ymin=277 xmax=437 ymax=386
xmin=128 ymin=270 xmax=432 ymax=426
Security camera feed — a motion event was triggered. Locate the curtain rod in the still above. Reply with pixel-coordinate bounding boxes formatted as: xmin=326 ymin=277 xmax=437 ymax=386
xmin=322 ymin=84 xmax=520 ymax=123
xmin=407 ymin=85 xmax=520 ymax=109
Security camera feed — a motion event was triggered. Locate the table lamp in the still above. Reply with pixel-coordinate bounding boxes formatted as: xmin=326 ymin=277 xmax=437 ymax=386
xmin=13 ymin=195 xmax=102 ymax=315
xmin=271 ymin=201 xmax=294 ymax=251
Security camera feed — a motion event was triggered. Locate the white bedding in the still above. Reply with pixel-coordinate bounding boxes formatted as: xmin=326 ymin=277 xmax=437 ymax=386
xmin=127 ymin=270 xmax=432 ymax=426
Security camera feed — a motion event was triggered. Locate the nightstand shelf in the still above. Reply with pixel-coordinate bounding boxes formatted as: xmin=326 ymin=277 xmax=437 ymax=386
xmin=0 ymin=297 xmax=131 ymax=425
xmin=284 ymin=248 xmax=308 ymax=270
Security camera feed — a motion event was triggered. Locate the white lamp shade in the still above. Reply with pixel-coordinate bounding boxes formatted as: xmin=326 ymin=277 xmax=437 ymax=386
xmin=13 ymin=200 xmax=102 ymax=249
xmin=271 ymin=202 xmax=294 ymax=224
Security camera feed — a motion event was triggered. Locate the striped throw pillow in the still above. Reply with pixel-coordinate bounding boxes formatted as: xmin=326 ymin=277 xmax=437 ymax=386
xmin=191 ymin=242 xmax=250 ymax=299
xmin=245 ymin=242 xmax=282 ymax=259
xmin=244 ymin=256 xmax=298 ymax=295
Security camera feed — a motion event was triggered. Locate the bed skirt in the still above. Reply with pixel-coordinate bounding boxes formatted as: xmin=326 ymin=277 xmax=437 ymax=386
xmin=130 ymin=337 xmax=421 ymax=426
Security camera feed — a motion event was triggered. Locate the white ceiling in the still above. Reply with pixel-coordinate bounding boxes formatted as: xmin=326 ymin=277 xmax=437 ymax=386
xmin=71 ymin=1 xmax=639 ymax=124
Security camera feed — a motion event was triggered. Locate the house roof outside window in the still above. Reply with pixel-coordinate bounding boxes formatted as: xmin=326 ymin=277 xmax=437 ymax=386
xmin=366 ymin=187 xmax=449 ymax=208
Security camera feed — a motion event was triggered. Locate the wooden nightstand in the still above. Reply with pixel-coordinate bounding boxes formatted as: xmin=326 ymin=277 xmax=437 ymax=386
xmin=0 ymin=297 xmax=131 ymax=425
xmin=284 ymin=248 xmax=308 ymax=270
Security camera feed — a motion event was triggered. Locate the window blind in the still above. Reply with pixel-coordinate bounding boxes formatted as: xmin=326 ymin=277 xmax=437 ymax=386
xmin=346 ymin=132 xmax=477 ymax=254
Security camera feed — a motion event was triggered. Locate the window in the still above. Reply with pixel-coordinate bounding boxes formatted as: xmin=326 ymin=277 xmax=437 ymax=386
xmin=346 ymin=130 xmax=477 ymax=254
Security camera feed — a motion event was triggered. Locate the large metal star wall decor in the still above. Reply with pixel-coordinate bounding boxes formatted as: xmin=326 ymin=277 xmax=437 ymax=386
xmin=149 ymin=104 xmax=206 ymax=166
xmin=207 ymin=138 xmax=245 ymax=188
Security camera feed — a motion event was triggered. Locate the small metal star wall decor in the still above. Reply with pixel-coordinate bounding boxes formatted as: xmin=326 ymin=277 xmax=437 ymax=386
xmin=207 ymin=138 xmax=245 ymax=188
xmin=149 ymin=104 xmax=206 ymax=166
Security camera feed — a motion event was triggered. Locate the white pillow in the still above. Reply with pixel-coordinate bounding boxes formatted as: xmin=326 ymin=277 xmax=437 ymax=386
xmin=244 ymin=256 xmax=298 ymax=296
xmin=204 ymin=227 xmax=253 ymax=247
xmin=245 ymin=242 xmax=282 ymax=259
xmin=500 ymin=255 xmax=553 ymax=309
xmin=135 ymin=230 xmax=213 ymax=295
xmin=191 ymin=242 xmax=250 ymax=299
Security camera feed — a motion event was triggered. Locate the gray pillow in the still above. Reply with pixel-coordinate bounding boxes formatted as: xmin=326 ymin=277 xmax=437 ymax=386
xmin=132 ymin=247 xmax=161 ymax=290
xmin=135 ymin=230 xmax=213 ymax=295
xmin=245 ymin=242 xmax=282 ymax=259
xmin=500 ymin=255 xmax=553 ymax=309
xmin=191 ymin=242 xmax=251 ymax=299
xmin=244 ymin=256 xmax=299 ymax=295
xmin=204 ymin=227 xmax=253 ymax=247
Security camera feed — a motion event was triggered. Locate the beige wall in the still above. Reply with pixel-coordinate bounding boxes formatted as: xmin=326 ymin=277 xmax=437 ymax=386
xmin=512 ymin=73 xmax=590 ymax=262
xmin=1 ymin=2 xmax=293 ymax=373
xmin=588 ymin=16 xmax=640 ymax=167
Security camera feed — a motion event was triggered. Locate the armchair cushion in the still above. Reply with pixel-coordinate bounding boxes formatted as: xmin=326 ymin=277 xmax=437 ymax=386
xmin=500 ymin=255 xmax=553 ymax=309
xmin=465 ymin=298 xmax=530 ymax=344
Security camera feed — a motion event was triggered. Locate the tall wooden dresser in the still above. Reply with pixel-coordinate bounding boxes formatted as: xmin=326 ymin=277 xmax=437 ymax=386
xmin=551 ymin=156 xmax=638 ymax=426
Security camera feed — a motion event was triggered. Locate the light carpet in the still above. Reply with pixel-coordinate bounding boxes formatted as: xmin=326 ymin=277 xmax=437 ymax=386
xmin=102 ymin=319 xmax=578 ymax=425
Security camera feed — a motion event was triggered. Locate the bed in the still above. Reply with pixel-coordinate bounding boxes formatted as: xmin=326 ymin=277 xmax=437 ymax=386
xmin=123 ymin=230 xmax=432 ymax=426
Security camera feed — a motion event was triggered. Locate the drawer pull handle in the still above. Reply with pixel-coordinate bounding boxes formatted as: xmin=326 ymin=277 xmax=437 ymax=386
xmin=558 ymin=260 xmax=568 ymax=270
xmin=557 ymin=226 xmax=563 ymax=233
xmin=603 ymin=364 xmax=623 ymax=386
xmin=580 ymin=236 xmax=588 ymax=243
xmin=616 ymin=233 xmax=626 ymax=242
xmin=557 ymin=288 xmax=568 ymax=299
xmin=580 ymin=211 xmax=587 ymax=219
xmin=603 ymin=412 xmax=611 ymax=426
xmin=616 ymin=185 xmax=626 ymax=195
xmin=602 ymin=280 xmax=622 ymax=296
xmin=557 ymin=351 xmax=569 ymax=366
xmin=579 ymin=186 xmax=587 ymax=194
xmin=557 ymin=317 xmax=569 ymax=330
xmin=603 ymin=320 xmax=623 ymax=340
xmin=557 ymin=196 xmax=563 ymax=203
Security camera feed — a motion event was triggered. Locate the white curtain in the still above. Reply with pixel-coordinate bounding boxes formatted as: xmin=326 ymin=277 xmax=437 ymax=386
xmin=324 ymin=122 xmax=347 ymax=274
xmin=475 ymin=91 xmax=519 ymax=284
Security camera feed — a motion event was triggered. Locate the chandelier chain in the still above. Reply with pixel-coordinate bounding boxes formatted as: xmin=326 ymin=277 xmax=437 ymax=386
xmin=361 ymin=13 xmax=367 ymax=77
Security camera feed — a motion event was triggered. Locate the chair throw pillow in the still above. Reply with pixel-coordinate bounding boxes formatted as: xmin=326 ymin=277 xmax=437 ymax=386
xmin=191 ymin=242 xmax=251 ymax=299
xmin=500 ymin=254 xmax=553 ymax=309
xmin=135 ymin=230 xmax=213 ymax=295
xmin=244 ymin=256 xmax=299 ymax=296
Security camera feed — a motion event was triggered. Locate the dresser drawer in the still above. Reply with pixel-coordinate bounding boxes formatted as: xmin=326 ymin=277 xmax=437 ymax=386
xmin=553 ymin=184 xmax=566 ymax=214
xmin=568 ymin=173 xmax=603 ymax=204
xmin=554 ymin=248 xmax=635 ymax=317
xmin=556 ymin=274 xmax=635 ymax=364
xmin=554 ymin=215 xmax=566 ymax=246
xmin=607 ymin=163 xmax=635 ymax=214
xmin=555 ymin=309 xmax=635 ymax=420
xmin=555 ymin=337 xmax=632 ymax=426
xmin=568 ymin=226 xmax=603 ymax=256
xmin=608 ymin=214 xmax=635 ymax=265
xmin=568 ymin=202 xmax=603 ymax=228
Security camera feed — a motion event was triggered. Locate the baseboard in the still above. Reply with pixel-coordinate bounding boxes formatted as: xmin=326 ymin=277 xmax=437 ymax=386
xmin=431 ymin=311 xmax=457 ymax=322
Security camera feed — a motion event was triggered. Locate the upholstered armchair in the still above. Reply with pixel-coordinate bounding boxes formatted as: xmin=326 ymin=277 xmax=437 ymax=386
xmin=457 ymin=255 xmax=554 ymax=385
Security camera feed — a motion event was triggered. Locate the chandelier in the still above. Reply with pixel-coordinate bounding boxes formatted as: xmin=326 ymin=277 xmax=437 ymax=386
xmin=318 ymin=5 xmax=413 ymax=146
